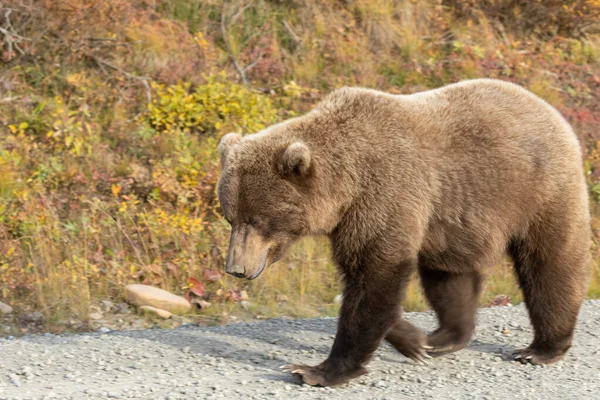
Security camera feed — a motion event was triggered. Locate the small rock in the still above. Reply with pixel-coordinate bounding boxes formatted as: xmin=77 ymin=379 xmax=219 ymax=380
xmin=139 ymin=305 xmax=173 ymax=319
xmin=115 ymin=303 xmax=130 ymax=314
xmin=172 ymin=315 xmax=194 ymax=324
xmin=240 ymin=300 xmax=251 ymax=310
xmin=239 ymin=290 xmax=249 ymax=301
xmin=333 ymin=294 xmax=343 ymax=305
xmin=276 ymin=294 xmax=288 ymax=302
xmin=100 ymin=300 xmax=115 ymax=311
xmin=89 ymin=312 xmax=104 ymax=320
xmin=125 ymin=284 xmax=191 ymax=315
xmin=97 ymin=327 xmax=111 ymax=334
xmin=0 ymin=301 xmax=13 ymax=315
xmin=25 ymin=311 xmax=44 ymax=322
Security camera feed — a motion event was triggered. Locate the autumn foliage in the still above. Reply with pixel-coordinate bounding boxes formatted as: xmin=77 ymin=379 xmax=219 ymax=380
xmin=1 ymin=0 xmax=600 ymax=328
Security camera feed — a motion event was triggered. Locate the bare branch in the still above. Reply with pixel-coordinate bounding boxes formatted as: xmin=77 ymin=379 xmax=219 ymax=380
xmin=242 ymin=58 xmax=260 ymax=73
xmin=0 ymin=8 xmax=31 ymax=58
xmin=88 ymin=55 xmax=152 ymax=102
xmin=0 ymin=25 xmax=29 ymax=42
xmin=494 ymin=21 xmax=511 ymax=48
xmin=0 ymin=96 xmax=18 ymax=103
xmin=221 ymin=6 xmax=248 ymax=85
xmin=283 ymin=20 xmax=300 ymax=43
xmin=84 ymin=37 xmax=121 ymax=42
xmin=230 ymin=3 xmax=254 ymax=26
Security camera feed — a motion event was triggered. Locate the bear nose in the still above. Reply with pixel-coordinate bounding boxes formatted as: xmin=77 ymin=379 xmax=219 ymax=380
xmin=226 ymin=264 xmax=246 ymax=278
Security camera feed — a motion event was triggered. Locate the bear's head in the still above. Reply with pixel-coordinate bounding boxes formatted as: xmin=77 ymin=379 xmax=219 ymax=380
xmin=216 ymin=131 xmax=316 ymax=280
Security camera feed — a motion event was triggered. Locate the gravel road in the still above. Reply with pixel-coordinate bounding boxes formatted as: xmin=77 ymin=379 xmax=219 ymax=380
xmin=1 ymin=300 xmax=599 ymax=400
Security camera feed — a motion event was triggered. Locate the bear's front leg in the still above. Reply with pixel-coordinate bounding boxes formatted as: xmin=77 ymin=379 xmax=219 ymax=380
xmin=283 ymin=259 xmax=416 ymax=387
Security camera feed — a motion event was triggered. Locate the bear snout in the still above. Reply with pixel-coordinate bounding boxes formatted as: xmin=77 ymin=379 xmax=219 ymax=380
xmin=226 ymin=264 xmax=246 ymax=278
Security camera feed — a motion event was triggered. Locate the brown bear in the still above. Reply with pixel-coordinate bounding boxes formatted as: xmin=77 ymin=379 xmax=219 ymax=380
xmin=216 ymin=79 xmax=590 ymax=387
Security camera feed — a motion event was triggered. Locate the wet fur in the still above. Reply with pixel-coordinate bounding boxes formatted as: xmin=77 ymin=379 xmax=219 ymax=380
xmin=218 ymin=79 xmax=591 ymax=386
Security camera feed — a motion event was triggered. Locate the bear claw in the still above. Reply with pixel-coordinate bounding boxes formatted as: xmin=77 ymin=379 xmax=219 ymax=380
xmin=282 ymin=363 xmax=368 ymax=387
xmin=399 ymin=344 xmax=433 ymax=365
xmin=283 ymin=364 xmax=330 ymax=386
xmin=513 ymin=347 xmax=567 ymax=365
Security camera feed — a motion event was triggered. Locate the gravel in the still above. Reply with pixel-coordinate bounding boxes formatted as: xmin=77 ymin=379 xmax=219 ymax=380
xmin=1 ymin=300 xmax=599 ymax=400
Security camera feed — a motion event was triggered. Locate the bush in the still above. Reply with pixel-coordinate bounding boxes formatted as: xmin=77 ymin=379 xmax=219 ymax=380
xmin=444 ymin=0 xmax=600 ymax=38
xmin=145 ymin=73 xmax=278 ymax=135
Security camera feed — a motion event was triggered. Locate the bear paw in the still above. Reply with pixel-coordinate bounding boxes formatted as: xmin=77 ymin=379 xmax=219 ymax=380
xmin=400 ymin=343 xmax=434 ymax=365
xmin=426 ymin=327 xmax=472 ymax=355
xmin=513 ymin=347 xmax=567 ymax=365
xmin=280 ymin=363 xmax=367 ymax=387
xmin=387 ymin=333 xmax=433 ymax=365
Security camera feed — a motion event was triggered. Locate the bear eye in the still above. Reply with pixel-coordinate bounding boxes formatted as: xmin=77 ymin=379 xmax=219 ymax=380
xmin=248 ymin=217 xmax=261 ymax=227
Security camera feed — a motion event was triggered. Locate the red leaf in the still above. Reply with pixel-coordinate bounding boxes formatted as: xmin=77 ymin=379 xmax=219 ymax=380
xmin=203 ymin=269 xmax=222 ymax=282
xmin=488 ymin=295 xmax=511 ymax=307
xmin=188 ymin=277 xmax=205 ymax=297
xmin=225 ymin=289 xmax=241 ymax=302
xmin=166 ymin=262 xmax=178 ymax=274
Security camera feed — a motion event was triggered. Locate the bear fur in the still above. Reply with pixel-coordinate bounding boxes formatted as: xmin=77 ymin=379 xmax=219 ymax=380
xmin=217 ymin=79 xmax=590 ymax=387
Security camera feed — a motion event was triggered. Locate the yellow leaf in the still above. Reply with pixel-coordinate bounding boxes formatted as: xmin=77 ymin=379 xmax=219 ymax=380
xmin=19 ymin=122 xmax=29 ymax=130
xmin=8 ymin=125 xmax=17 ymax=133
xmin=111 ymin=184 xmax=122 ymax=197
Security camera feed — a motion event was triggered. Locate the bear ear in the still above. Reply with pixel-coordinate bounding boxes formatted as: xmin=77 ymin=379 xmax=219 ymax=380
xmin=279 ymin=142 xmax=312 ymax=178
xmin=218 ymin=133 xmax=241 ymax=167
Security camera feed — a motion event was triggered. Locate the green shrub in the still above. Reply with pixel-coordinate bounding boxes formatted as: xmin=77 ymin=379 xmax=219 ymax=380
xmin=145 ymin=72 xmax=278 ymax=135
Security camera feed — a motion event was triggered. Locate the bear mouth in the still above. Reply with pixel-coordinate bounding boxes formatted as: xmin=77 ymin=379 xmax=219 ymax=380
xmin=247 ymin=251 xmax=269 ymax=280
xmin=247 ymin=260 xmax=266 ymax=280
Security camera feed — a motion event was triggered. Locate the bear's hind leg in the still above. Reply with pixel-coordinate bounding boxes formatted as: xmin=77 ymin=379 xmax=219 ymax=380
xmin=385 ymin=319 xmax=432 ymax=364
xmin=508 ymin=224 xmax=589 ymax=364
xmin=419 ymin=266 xmax=482 ymax=354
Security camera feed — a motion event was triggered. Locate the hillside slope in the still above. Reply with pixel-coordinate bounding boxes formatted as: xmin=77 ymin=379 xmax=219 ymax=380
xmin=1 ymin=0 xmax=599 ymax=331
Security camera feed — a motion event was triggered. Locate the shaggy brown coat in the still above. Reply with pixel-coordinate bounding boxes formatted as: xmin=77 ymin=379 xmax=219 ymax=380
xmin=217 ymin=79 xmax=590 ymax=387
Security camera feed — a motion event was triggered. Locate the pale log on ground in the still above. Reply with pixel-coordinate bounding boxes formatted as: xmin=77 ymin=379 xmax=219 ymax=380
xmin=125 ymin=284 xmax=191 ymax=315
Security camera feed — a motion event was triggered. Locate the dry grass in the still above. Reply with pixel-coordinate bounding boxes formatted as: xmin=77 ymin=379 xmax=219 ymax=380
xmin=1 ymin=0 xmax=600 ymax=332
